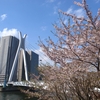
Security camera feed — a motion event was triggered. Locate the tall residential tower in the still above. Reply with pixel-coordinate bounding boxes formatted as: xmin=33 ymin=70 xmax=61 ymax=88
xmin=0 ymin=36 xmax=19 ymax=82
xmin=0 ymin=34 xmax=39 ymax=83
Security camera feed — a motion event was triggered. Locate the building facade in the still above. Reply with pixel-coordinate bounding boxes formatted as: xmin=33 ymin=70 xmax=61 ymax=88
xmin=0 ymin=36 xmax=19 ymax=82
xmin=0 ymin=35 xmax=39 ymax=83
xmin=17 ymin=50 xmax=39 ymax=81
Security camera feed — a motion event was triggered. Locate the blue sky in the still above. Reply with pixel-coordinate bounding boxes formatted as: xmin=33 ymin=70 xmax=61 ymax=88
xmin=0 ymin=0 xmax=100 ymax=64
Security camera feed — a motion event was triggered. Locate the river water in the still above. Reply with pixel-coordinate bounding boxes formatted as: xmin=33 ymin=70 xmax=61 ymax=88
xmin=0 ymin=92 xmax=37 ymax=100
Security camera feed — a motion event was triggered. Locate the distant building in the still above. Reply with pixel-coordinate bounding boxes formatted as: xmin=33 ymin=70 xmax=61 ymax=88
xmin=26 ymin=51 xmax=39 ymax=80
xmin=0 ymin=36 xmax=19 ymax=82
xmin=0 ymin=35 xmax=39 ymax=83
xmin=17 ymin=50 xmax=39 ymax=81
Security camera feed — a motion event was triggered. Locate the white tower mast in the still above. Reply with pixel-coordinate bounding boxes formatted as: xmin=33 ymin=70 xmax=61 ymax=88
xmin=8 ymin=32 xmax=28 ymax=82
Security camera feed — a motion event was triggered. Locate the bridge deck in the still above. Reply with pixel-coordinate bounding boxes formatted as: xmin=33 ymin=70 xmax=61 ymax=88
xmin=0 ymin=81 xmax=35 ymax=87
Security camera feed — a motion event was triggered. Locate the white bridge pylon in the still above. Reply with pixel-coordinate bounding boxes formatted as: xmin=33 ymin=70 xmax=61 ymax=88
xmin=8 ymin=32 xmax=28 ymax=82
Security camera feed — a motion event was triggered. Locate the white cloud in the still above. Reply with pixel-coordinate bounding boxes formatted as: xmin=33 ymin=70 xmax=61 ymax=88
xmin=67 ymin=7 xmax=73 ymax=14
xmin=0 ymin=28 xmax=19 ymax=38
xmin=42 ymin=0 xmax=55 ymax=6
xmin=67 ymin=7 xmax=84 ymax=18
xmin=34 ymin=47 xmax=54 ymax=66
xmin=41 ymin=26 xmax=47 ymax=31
xmin=64 ymin=19 xmax=68 ymax=24
xmin=43 ymin=0 xmax=60 ymax=14
xmin=0 ymin=14 xmax=7 ymax=21
xmin=57 ymin=1 xmax=61 ymax=6
xmin=74 ymin=9 xmax=84 ymax=18
xmin=47 ymin=0 xmax=55 ymax=3
xmin=53 ymin=2 xmax=61 ymax=14
xmin=53 ymin=6 xmax=58 ymax=14
xmin=96 ymin=0 xmax=100 ymax=3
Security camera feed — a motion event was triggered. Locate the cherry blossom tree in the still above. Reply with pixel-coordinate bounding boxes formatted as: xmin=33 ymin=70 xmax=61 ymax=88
xmin=37 ymin=0 xmax=100 ymax=99
xmin=39 ymin=0 xmax=100 ymax=71
xmin=22 ymin=66 xmax=100 ymax=100
xmin=22 ymin=0 xmax=100 ymax=100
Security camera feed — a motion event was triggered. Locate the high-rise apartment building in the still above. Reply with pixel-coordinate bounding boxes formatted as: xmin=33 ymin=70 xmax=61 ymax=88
xmin=26 ymin=51 xmax=39 ymax=80
xmin=0 ymin=36 xmax=19 ymax=82
xmin=17 ymin=50 xmax=39 ymax=81
xmin=0 ymin=35 xmax=39 ymax=83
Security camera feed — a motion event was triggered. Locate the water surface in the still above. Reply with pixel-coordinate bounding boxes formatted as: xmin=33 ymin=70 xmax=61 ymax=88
xmin=0 ymin=92 xmax=37 ymax=100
